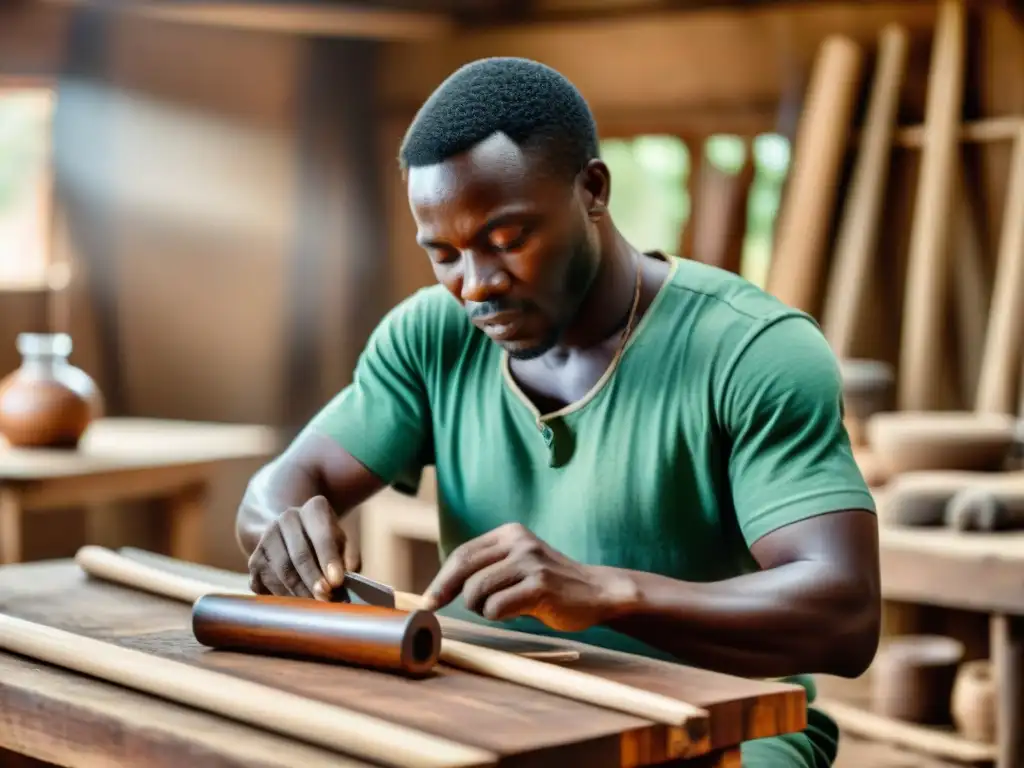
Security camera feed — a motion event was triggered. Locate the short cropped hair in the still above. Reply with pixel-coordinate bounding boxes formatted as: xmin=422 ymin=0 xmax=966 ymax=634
xmin=398 ymin=57 xmax=600 ymax=182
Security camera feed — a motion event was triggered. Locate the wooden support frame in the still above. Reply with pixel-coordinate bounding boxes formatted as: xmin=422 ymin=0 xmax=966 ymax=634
xmin=892 ymin=115 xmax=1024 ymax=148
xmin=974 ymin=125 xmax=1024 ymax=415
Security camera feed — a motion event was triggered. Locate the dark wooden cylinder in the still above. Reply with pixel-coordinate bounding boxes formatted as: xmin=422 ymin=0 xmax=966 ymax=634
xmin=192 ymin=594 xmax=441 ymax=677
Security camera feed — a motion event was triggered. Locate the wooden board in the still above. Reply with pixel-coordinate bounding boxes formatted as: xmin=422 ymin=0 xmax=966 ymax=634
xmin=0 ymin=560 xmax=806 ymax=767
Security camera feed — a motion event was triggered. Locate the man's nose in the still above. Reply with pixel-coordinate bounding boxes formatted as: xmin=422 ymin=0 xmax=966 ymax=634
xmin=460 ymin=253 xmax=509 ymax=303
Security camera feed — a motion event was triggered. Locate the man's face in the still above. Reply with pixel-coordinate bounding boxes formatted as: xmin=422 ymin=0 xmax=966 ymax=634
xmin=407 ymin=133 xmax=601 ymax=360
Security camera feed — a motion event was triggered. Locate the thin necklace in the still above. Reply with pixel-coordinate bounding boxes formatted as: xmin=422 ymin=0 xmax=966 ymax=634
xmin=502 ymin=252 xmax=646 ymax=427
xmin=607 ymin=252 xmax=645 ymax=369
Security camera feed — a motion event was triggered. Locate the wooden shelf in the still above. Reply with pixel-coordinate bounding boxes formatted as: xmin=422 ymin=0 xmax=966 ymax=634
xmin=852 ymin=116 xmax=1024 ymax=149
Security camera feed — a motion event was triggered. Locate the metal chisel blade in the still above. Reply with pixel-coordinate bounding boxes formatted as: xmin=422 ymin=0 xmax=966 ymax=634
xmin=335 ymin=571 xmax=396 ymax=608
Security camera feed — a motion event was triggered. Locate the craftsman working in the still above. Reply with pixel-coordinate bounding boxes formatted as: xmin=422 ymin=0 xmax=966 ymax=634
xmin=236 ymin=57 xmax=881 ymax=766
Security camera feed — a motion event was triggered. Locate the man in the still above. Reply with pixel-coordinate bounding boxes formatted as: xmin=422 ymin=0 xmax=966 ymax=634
xmin=236 ymin=57 xmax=880 ymax=767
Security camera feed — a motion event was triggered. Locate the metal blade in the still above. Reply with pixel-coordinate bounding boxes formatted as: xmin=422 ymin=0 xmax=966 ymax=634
xmin=336 ymin=571 xmax=396 ymax=608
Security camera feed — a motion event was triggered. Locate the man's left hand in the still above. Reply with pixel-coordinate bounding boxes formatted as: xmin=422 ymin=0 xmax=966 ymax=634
xmin=421 ymin=522 xmax=635 ymax=632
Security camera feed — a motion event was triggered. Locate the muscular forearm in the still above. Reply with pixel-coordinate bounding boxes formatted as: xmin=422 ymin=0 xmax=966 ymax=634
xmin=236 ymin=459 xmax=323 ymax=555
xmin=600 ymin=561 xmax=879 ymax=679
xmin=236 ymin=431 xmax=386 ymax=559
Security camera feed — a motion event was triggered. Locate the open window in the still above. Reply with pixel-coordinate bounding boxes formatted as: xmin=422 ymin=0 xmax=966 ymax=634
xmin=0 ymin=86 xmax=55 ymax=290
xmin=600 ymin=132 xmax=791 ymax=288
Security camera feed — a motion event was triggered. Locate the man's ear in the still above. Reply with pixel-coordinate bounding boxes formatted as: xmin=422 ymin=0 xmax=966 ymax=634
xmin=579 ymin=159 xmax=611 ymax=220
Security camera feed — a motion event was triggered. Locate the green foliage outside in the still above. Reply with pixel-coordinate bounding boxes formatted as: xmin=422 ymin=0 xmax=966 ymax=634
xmin=601 ymin=133 xmax=791 ymax=288
xmin=0 ymin=92 xmax=51 ymax=213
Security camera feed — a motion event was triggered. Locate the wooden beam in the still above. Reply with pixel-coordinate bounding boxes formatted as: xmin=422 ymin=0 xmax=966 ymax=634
xmin=380 ymin=2 xmax=940 ymax=113
xmin=891 ymin=115 xmax=1024 ymax=148
xmin=502 ymin=0 xmax=1024 ymax=24
xmin=35 ymin=0 xmax=453 ymax=40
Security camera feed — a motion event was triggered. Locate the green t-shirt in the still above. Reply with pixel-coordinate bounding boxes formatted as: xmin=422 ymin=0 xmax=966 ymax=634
xmin=310 ymin=254 xmax=875 ymax=767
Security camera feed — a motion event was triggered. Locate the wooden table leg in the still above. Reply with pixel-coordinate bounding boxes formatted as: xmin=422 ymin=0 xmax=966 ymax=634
xmin=0 ymin=490 xmax=23 ymax=565
xmin=166 ymin=482 xmax=207 ymax=564
xmin=991 ymin=614 xmax=1024 ymax=768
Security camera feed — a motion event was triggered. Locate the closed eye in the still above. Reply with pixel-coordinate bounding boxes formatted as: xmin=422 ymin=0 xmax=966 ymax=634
xmin=425 ymin=245 xmax=460 ymax=265
xmin=488 ymin=225 xmax=534 ymax=254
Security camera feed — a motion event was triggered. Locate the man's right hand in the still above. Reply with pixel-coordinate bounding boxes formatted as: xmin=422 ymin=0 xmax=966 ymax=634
xmin=246 ymin=495 xmax=360 ymax=601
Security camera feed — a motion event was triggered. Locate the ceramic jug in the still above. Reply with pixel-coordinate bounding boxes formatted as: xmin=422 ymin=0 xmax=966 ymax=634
xmin=0 ymin=333 xmax=101 ymax=448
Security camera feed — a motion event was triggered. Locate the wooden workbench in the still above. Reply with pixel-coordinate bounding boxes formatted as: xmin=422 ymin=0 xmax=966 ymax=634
xmin=0 ymin=418 xmax=279 ymax=564
xmin=0 ymin=558 xmax=807 ymax=768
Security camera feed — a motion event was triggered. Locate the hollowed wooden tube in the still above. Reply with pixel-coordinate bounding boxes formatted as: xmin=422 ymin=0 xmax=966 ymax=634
xmin=192 ymin=594 xmax=441 ymax=677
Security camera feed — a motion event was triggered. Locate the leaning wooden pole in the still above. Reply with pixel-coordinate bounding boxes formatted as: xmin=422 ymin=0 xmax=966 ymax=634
xmin=767 ymin=34 xmax=863 ymax=317
xmin=821 ymin=24 xmax=908 ymax=356
xmin=897 ymin=0 xmax=966 ymax=410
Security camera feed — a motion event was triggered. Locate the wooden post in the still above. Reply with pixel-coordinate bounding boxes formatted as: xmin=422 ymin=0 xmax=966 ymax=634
xmin=166 ymin=482 xmax=207 ymax=564
xmin=0 ymin=490 xmax=22 ymax=565
xmin=991 ymin=614 xmax=1024 ymax=768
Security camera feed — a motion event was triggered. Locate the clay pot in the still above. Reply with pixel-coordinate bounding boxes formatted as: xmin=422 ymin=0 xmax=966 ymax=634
xmin=866 ymin=411 xmax=1017 ymax=474
xmin=871 ymin=635 xmax=964 ymax=724
xmin=951 ymin=660 xmax=996 ymax=743
xmin=0 ymin=333 xmax=102 ymax=448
